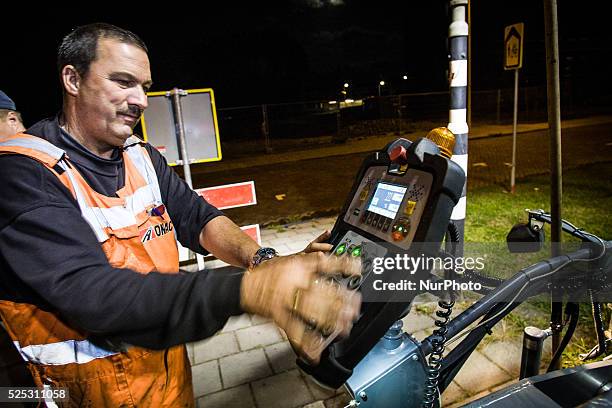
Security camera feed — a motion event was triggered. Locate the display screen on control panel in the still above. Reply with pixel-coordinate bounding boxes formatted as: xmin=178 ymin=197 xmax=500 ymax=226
xmin=367 ymin=182 xmax=407 ymax=219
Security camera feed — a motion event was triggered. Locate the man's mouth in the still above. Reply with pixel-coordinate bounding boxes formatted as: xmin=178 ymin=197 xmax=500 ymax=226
xmin=118 ymin=112 xmax=140 ymax=124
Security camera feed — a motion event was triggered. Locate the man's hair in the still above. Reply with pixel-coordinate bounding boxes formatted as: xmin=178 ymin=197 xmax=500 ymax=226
xmin=57 ymin=23 xmax=148 ymax=79
xmin=0 ymin=109 xmax=22 ymax=123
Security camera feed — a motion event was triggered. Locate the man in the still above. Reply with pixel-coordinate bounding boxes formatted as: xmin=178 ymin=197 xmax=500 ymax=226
xmin=0 ymin=23 xmax=360 ymax=407
xmin=0 ymin=90 xmax=26 ymax=137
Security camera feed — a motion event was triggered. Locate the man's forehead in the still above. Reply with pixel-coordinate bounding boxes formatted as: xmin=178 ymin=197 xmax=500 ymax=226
xmin=94 ymin=38 xmax=151 ymax=75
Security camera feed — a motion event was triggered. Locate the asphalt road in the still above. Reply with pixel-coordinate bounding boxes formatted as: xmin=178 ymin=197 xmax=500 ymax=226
xmin=190 ymin=124 xmax=612 ymax=226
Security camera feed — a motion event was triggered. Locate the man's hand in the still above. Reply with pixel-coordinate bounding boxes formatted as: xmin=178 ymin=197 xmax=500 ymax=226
xmin=302 ymin=230 xmax=333 ymax=254
xmin=240 ymin=252 xmax=361 ymax=364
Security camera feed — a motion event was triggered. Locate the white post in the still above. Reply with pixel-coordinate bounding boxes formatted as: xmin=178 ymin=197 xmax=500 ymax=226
xmin=510 ymin=69 xmax=519 ymax=193
xmin=448 ymin=0 xmax=469 ymax=255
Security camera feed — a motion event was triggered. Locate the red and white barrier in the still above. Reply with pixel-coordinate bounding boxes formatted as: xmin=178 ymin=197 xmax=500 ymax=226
xmin=178 ymin=181 xmax=260 ymax=268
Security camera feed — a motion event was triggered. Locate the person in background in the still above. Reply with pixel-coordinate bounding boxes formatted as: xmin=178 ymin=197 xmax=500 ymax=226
xmin=0 ymin=90 xmax=26 ymax=137
xmin=0 ymin=90 xmax=36 ymax=396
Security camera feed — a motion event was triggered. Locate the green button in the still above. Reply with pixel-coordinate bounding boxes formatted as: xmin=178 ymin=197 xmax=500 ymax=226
xmin=335 ymin=243 xmax=347 ymax=256
xmin=351 ymin=246 xmax=362 ymax=257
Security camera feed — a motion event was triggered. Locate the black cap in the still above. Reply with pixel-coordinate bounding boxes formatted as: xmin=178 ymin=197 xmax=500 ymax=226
xmin=0 ymin=90 xmax=17 ymax=111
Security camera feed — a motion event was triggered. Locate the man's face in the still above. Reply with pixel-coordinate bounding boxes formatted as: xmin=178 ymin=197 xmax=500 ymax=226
xmin=72 ymin=38 xmax=152 ymax=149
xmin=0 ymin=111 xmax=25 ymax=138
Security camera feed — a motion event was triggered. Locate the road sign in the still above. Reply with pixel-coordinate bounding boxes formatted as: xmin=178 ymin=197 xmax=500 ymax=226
xmin=141 ymin=88 xmax=222 ymax=166
xmin=504 ymin=23 xmax=524 ymax=70
xmin=239 ymin=224 xmax=261 ymax=245
xmin=179 ymin=181 xmax=260 ymax=264
xmin=195 ymin=181 xmax=257 ymax=210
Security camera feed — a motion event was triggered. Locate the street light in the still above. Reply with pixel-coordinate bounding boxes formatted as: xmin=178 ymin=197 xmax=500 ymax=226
xmin=378 ymin=80 xmax=385 ymax=96
xmin=340 ymin=82 xmax=350 ymax=100
xmin=403 ymin=75 xmax=408 ymax=80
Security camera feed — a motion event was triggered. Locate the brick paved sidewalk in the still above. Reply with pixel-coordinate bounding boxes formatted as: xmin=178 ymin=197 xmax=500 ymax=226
xmin=189 ymin=217 xmax=547 ymax=407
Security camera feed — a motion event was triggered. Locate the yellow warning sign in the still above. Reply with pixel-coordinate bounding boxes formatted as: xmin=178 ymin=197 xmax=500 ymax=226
xmin=504 ymin=23 xmax=524 ymax=70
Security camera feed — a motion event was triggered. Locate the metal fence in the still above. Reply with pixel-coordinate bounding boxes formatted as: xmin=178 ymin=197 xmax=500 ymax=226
xmin=215 ymin=85 xmax=611 ymax=158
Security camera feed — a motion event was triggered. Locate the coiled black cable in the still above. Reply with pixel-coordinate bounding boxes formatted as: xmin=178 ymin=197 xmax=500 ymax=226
xmin=423 ymin=221 xmax=459 ymax=408
xmin=423 ymin=296 xmax=455 ymax=408
xmin=445 ymin=221 xmax=461 ymax=256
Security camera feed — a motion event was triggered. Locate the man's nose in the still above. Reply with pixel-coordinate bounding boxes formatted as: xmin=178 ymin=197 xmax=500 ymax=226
xmin=128 ymin=85 xmax=148 ymax=111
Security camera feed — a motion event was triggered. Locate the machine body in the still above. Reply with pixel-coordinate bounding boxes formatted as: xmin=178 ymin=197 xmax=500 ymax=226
xmin=298 ymin=137 xmax=465 ymax=391
xmin=345 ymin=321 xmax=427 ymax=407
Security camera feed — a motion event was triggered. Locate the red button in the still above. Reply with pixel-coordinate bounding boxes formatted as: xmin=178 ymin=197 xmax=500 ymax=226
xmin=392 ymin=231 xmax=404 ymax=241
xmin=389 ymin=145 xmax=408 ymax=164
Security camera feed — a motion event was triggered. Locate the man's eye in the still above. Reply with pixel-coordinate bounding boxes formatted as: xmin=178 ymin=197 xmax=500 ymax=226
xmin=116 ymin=79 xmax=133 ymax=87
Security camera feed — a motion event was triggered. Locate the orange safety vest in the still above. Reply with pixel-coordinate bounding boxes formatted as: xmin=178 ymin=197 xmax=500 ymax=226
xmin=0 ymin=134 xmax=194 ymax=407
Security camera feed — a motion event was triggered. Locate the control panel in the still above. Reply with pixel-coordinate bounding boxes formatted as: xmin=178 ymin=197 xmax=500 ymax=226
xmin=344 ymin=167 xmax=432 ymax=249
xmin=298 ymin=133 xmax=465 ymax=389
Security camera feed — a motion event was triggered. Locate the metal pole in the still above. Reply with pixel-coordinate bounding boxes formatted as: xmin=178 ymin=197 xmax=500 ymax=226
xmin=467 ymin=0 xmax=471 ymax=129
xmin=336 ymin=106 xmax=342 ymax=142
xmin=397 ymin=95 xmax=402 ymax=136
xmin=520 ymin=326 xmax=552 ymax=379
xmin=544 ymin=0 xmax=563 ymax=370
xmin=262 ymin=104 xmax=272 ymax=153
xmin=169 ymin=88 xmax=193 ymax=189
xmin=448 ymin=0 xmax=469 ymax=256
xmin=497 ymin=88 xmax=502 ymax=124
xmin=525 ymin=84 xmax=530 ymax=121
xmin=510 ymin=69 xmax=519 ymax=194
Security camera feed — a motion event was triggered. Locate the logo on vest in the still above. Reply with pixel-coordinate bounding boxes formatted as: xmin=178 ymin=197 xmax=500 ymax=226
xmin=140 ymin=221 xmax=174 ymax=243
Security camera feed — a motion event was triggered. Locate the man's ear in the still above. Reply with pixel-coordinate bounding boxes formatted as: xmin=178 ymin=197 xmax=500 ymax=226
xmin=61 ymin=65 xmax=81 ymax=97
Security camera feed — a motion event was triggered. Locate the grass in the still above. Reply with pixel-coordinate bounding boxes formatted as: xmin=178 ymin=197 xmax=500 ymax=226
xmin=415 ymin=303 xmax=436 ymax=315
xmin=465 ymin=163 xmax=612 ymax=242
xmin=462 ymin=162 xmax=612 ymax=370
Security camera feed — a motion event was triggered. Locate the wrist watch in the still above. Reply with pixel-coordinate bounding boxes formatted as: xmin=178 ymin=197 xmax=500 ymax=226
xmin=251 ymin=247 xmax=278 ymax=268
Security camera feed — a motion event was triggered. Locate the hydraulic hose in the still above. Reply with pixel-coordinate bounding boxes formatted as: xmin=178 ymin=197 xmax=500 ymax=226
xmin=421 ymin=247 xmax=594 ymax=356
xmin=547 ymin=302 xmax=579 ymax=372
xmin=580 ymin=291 xmax=608 ymax=360
xmin=463 ymin=269 xmax=505 ymax=288
xmin=593 ymin=300 xmax=608 ymax=357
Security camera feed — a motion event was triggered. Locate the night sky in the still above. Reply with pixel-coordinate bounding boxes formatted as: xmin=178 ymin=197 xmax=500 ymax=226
xmin=2 ymin=1 xmax=610 ymax=126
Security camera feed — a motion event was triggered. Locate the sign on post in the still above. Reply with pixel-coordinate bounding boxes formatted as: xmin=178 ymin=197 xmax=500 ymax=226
xmin=178 ymin=181 xmax=260 ymax=266
xmin=195 ymin=181 xmax=257 ymax=210
xmin=504 ymin=23 xmax=524 ymax=70
xmin=141 ymin=88 xmax=222 ymax=165
xmin=504 ymin=23 xmax=525 ymax=194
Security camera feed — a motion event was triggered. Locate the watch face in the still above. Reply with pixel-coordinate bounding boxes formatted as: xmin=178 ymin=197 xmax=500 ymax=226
xmin=254 ymin=247 xmax=277 ymax=266
xmin=262 ymin=248 xmax=276 ymax=257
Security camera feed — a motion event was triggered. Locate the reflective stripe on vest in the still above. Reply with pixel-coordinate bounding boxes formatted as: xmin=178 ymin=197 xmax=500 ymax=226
xmin=125 ymin=142 xmax=162 ymax=204
xmin=43 ymin=384 xmax=60 ymax=408
xmin=13 ymin=339 xmax=119 ymax=365
xmin=0 ymin=137 xmax=65 ymax=161
xmin=57 ymin=160 xmax=109 ymax=241
xmin=83 ymin=144 xmax=163 ymax=241
xmin=56 ymin=159 xmax=163 ymax=241
xmin=3 ymin=135 xmax=163 ymax=243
